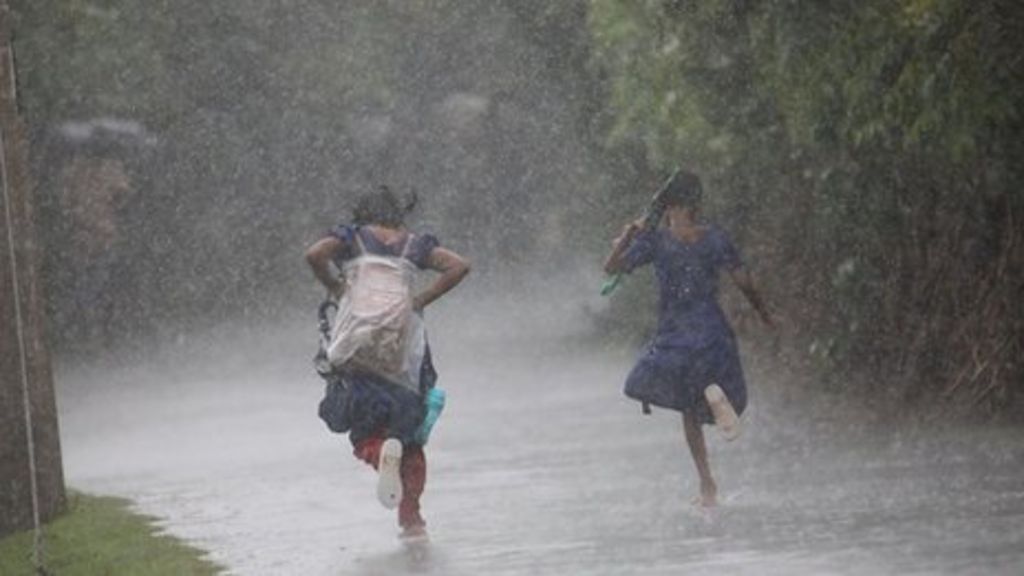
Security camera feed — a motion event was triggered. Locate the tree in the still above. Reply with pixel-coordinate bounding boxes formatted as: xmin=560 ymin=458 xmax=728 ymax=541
xmin=587 ymin=0 xmax=1024 ymax=415
xmin=0 ymin=0 xmax=65 ymax=538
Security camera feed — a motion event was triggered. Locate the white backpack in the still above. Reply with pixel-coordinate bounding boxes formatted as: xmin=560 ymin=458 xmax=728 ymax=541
xmin=326 ymin=232 xmax=425 ymax=392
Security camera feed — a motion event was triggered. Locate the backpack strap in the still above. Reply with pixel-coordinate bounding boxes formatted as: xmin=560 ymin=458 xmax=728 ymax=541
xmin=399 ymin=234 xmax=416 ymax=260
xmin=352 ymin=227 xmax=414 ymax=259
xmin=352 ymin=228 xmax=368 ymax=256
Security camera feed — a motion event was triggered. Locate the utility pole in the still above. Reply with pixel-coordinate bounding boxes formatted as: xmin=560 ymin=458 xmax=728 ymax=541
xmin=0 ymin=0 xmax=66 ymax=540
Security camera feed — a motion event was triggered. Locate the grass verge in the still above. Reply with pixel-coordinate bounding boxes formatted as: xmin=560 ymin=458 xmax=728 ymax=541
xmin=0 ymin=491 xmax=222 ymax=575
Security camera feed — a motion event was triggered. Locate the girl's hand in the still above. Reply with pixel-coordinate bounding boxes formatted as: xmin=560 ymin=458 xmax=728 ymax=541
xmin=605 ymin=218 xmax=646 ymax=274
xmin=623 ymin=218 xmax=644 ymax=237
xmin=326 ymin=280 xmax=344 ymax=302
xmin=612 ymin=218 xmax=644 ymax=247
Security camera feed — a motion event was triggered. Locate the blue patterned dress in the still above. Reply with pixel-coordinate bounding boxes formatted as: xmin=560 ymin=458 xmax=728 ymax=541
xmin=621 ymin=225 xmax=748 ymax=423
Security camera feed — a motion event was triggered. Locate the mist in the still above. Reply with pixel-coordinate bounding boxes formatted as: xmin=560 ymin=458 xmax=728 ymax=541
xmin=5 ymin=0 xmax=1024 ymax=574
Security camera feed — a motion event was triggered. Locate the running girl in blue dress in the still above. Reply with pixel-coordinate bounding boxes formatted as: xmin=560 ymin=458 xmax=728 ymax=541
xmin=603 ymin=170 xmax=774 ymax=508
xmin=306 ymin=186 xmax=470 ymax=538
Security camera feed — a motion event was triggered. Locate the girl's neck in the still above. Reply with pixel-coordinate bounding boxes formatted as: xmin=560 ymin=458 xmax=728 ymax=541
xmin=365 ymin=224 xmax=408 ymax=243
xmin=667 ymin=209 xmax=699 ymax=229
xmin=667 ymin=209 xmax=705 ymax=243
xmin=366 ymin=223 xmax=406 ymax=233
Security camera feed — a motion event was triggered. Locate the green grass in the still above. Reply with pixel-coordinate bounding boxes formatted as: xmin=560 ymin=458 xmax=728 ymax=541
xmin=0 ymin=492 xmax=222 ymax=576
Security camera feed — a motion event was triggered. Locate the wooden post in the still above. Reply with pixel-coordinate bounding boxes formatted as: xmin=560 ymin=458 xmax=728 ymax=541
xmin=0 ymin=0 xmax=66 ymax=537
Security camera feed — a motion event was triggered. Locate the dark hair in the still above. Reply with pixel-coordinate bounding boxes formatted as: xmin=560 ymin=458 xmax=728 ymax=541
xmin=662 ymin=170 xmax=703 ymax=209
xmin=351 ymin=185 xmax=418 ymax=227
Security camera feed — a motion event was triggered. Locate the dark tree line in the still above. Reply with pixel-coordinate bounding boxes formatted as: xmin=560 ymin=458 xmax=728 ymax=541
xmin=587 ymin=0 xmax=1023 ymax=416
xmin=8 ymin=0 xmax=1023 ymax=417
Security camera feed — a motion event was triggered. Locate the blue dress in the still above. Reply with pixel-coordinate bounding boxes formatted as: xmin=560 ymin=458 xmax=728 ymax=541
xmin=317 ymin=225 xmax=440 ymax=447
xmin=621 ymin=225 xmax=747 ymax=423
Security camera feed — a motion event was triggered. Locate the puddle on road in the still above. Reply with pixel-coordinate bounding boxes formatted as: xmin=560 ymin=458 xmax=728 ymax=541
xmin=58 ymin=329 xmax=1024 ymax=575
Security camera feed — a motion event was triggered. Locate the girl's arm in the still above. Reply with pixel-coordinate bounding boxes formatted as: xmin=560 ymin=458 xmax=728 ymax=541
xmin=603 ymin=219 xmax=644 ymax=275
xmin=729 ymin=268 xmax=775 ymax=328
xmin=305 ymin=236 xmax=345 ymax=298
xmin=414 ymin=248 xmax=470 ymax=311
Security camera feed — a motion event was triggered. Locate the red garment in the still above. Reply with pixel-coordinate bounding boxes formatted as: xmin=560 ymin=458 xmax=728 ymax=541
xmin=353 ymin=437 xmax=427 ymax=528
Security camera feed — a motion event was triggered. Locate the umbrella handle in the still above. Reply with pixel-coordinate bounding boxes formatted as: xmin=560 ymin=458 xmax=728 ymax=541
xmin=600 ymin=273 xmax=623 ymax=296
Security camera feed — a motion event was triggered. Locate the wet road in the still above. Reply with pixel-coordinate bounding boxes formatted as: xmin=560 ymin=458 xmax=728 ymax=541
xmin=58 ymin=318 xmax=1024 ymax=575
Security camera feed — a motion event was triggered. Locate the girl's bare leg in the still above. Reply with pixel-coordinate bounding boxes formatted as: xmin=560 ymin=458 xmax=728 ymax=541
xmin=683 ymin=411 xmax=717 ymax=507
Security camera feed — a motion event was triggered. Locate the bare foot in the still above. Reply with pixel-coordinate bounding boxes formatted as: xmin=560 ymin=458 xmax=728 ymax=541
xmin=399 ymin=524 xmax=429 ymax=543
xmin=692 ymin=481 xmax=718 ymax=508
xmin=704 ymin=384 xmax=740 ymax=441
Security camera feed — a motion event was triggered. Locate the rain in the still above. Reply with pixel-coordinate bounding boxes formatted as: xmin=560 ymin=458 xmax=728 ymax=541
xmin=2 ymin=1 xmax=1022 ymax=575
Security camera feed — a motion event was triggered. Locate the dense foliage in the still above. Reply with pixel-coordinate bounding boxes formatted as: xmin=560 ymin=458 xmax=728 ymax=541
xmin=9 ymin=0 xmax=1022 ymax=416
xmin=588 ymin=0 xmax=1023 ymax=415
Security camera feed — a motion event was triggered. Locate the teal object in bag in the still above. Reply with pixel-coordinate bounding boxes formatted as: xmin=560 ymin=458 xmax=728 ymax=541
xmin=415 ymin=388 xmax=446 ymax=445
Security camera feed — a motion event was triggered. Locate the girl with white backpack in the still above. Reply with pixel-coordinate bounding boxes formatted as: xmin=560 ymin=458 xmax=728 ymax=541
xmin=305 ymin=186 xmax=470 ymax=540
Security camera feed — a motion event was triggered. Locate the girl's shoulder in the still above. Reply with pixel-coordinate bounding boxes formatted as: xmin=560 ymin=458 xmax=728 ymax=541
xmin=703 ymin=223 xmax=743 ymax=269
xmin=328 ymin=222 xmax=357 ymax=242
xmin=405 ymin=230 xmax=441 ymax=269
xmin=327 ymin=223 xmax=441 ymax=269
xmin=327 ymin=223 xmax=359 ymax=261
xmin=701 ymin=222 xmax=733 ymax=245
xmin=406 ymin=229 xmax=440 ymax=247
